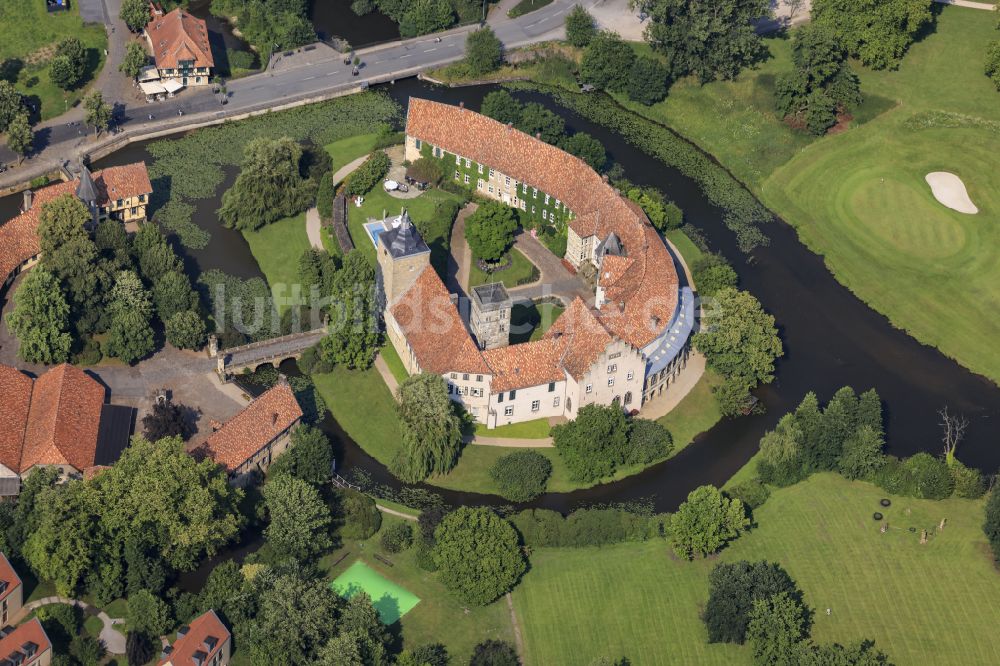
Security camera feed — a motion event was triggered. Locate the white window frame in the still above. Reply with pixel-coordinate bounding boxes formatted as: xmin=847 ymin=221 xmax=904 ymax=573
xmin=627 ymin=371 xmax=634 ymax=380
xmin=464 ymin=174 xmax=470 ymax=184
xmin=504 ymin=406 xmax=514 ymax=417
xmin=478 ymin=164 xmax=484 ymax=174
xmin=465 ymin=158 xmax=472 ymax=168
xmin=585 ymin=384 xmax=593 ymax=394
xmin=531 ymin=400 xmax=540 ymax=412
xmin=456 ymin=154 xmax=462 ymax=165
xmin=608 ymin=377 xmax=615 ymax=387
xmin=553 ymin=397 xmax=560 ymax=407
xmin=607 ymin=364 xmax=617 ymax=374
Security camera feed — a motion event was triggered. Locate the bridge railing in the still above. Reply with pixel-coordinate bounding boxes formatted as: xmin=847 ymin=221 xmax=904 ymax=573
xmin=222 ymin=326 xmax=327 ymax=358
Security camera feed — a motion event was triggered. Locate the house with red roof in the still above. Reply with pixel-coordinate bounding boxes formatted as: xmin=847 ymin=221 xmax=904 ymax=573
xmin=158 ymin=609 xmax=230 ymax=666
xmin=0 ymin=553 xmax=23 ymax=628
xmin=145 ymin=8 xmax=214 ymax=90
xmin=376 ymin=99 xmax=697 ymax=428
xmin=0 ymin=618 xmax=52 ymax=666
xmin=193 ymin=379 xmax=303 ymax=485
xmin=0 ymin=364 xmax=134 ymax=496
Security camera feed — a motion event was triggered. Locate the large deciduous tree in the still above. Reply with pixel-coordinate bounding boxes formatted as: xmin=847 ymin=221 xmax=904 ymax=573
xmin=142 ymin=399 xmax=195 ymax=442
xmin=479 ymin=89 xmax=523 ymax=126
xmin=464 ymin=201 xmax=518 ymax=263
xmin=465 ymin=27 xmax=502 ymax=76
xmin=320 ymin=250 xmax=380 ymax=369
xmin=219 ymin=137 xmax=313 ymax=231
xmin=668 ymin=485 xmax=749 ymax=559
xmin=433 ymin=507 xmax=526 ymax=605
xmin=0 ymin=81 xmax=24 ymax=134
xmin=551 ymin=403 xmax=628 ymax=483
xmin=50 ymin=38 xmax=87 ymax=90
xmin=392 ymin=373 xmax=464 ymax=482
xmin=756 ymin=413 xmax=807 ymax=487
xmin=165 ymin=309 xmax=207 ymax=350
xmin=105 ymin=270 xmax=155 ymax=364
xmin=119 ymin=40 xmax=149 ymax=79
xmin=126 ymin=590 xmax=172 ymax=636
xmin=262 ymin=475 xmax=332 ymax=562
xmin=6 ymin=268 xmax=73 ymax=364
xmin=988 ymin=39 xmax=1000 ymax=91
xmin=244 ymin=572 xmax=340 ymax=664
xmin=558 ymin=132 xmax=606 ymax=172
xmin=6 ymin=112 xmax=33 ymax=164
xmin=626 ymin=56 xmax=671 ymax=106
xmin=703 ymin=560 xmax=802 ymax=644
xmin=565 ymin=6 xmax=597 ymax=48
xmin=580 ymin=31 xmax=635 ymax=92
xmin=516 ymin=102 xmax=565 ymax=144
xmin=269 ymin=424 xmax=333 ymax=485
xmin=812 ymin=0 xmax=933 ymax=70
xmin=746 ymin=592 xmax=811 ymax=666
xmin=120 ymin=0 xmax=152 ymax=32
xmin=21 ymin=481 xmax=99 ymax=596
xmin=644 ymin=0 xmax=770 ymax=83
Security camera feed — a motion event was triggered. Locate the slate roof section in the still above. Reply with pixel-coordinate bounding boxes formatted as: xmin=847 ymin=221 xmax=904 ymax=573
xmin=390 ymin=266 xmax=491 ymax=375
xmin=0 ymin=618 xmax=50 ymax=665
xmin=0 ymin=552 xmax=22 ymax=604
xmin=380 ymin=210 xmax=429 ymax=259
xmin=95 ymin=404 xmax=136 ymax=466
xmin=146 ymin=8 xmax=214 ymax=70
xmin=157 ymin=609 xmax=229 ymax=666
xmin=197 ymin=382 xmax=303 ymax=472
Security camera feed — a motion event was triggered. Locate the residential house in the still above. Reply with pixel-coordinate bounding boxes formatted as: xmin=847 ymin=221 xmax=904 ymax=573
xmin=0 ymin=364 xmax=135 ymax=497
xmin=145 ymin=8 xmax=214 ymax=89
xmin=158 ymin=609 xmax=230 ymax=666
xmin=194 ymin=380 xmax=303 ymax=485
xmin=0 ymin=618 xmax=52 ymax=666
xmin=0 ymin=553 xmax=23 ymax=627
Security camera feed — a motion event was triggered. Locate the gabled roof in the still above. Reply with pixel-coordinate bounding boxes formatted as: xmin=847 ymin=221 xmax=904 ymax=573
xmin=158 ymin=610 xmax=229 ymax=666
xmin=0 ymin=366 xmax=34 ymax=473
xmin=483 ymin=338 xmax=565 ymax=393
xmin=0 ymin=619 xmax=50 ymax=664
xmin=544 ymin=297 xmax=613 ymax=380
xmin=197 ymin=382 xmax=303 ymax=472
xmin=146 ymin=8 xmax=214 ymax=70
xmin=0 ymin=552 xmax=22 ymax=604
xmin=390 ymin=266 xmax=491 ymax=375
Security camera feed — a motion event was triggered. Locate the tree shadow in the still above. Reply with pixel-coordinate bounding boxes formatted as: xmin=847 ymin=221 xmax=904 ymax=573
xmin=0 ymin=58 xmax=23 ymax=84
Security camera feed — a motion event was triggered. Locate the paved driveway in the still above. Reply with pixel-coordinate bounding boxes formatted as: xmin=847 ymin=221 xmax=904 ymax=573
xmin=77 ymin=0 xmax=109 ymax=24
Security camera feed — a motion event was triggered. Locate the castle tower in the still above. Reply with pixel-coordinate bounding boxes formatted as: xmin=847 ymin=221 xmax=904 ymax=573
xmin=75 ymin=163 xmax=99 ymax=230
xmin=376 ymin=209 xmax=431 ymax=310
xmin=470 ymin=282 xmax=511 ymax=350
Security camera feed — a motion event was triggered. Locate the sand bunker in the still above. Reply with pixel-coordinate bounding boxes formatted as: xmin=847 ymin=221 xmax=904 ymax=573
xmin=925 ymin=172 xmax=979 ymax=214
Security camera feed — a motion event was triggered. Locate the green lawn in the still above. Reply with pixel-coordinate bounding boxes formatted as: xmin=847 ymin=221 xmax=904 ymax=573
xmin=508 ymin=302 xmax=563 ymax=344
xmin=474 ymin=418 xmax=552 ymax=439
xmin=313 ymin=366 xmax=404 ymax=467
xmin=468 ymin=248 xmax=538 ymax=289
xmin=507 ymin=0 xmax=554 ymax=17
xmin=379 ymin=342 xmax=409 ymax=385
xmin=326 ymin=133 xmax=381 ymax=178
xmin=0 ymin=0 xmax=108 ymax=121
xmin=665 ymin=228 xmax=704 ymax=267
xmin=513 ymin=472 xmax=1000 ymax=665
xmin=321 ymin=515 xmax=515 ymax=663
xmin=241 ymin=213 xmax=312 ymax=314
xmin=656 ymin=368 xmax=723 ymax=451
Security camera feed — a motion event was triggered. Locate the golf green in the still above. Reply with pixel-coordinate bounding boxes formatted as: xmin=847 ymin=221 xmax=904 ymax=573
xmin=331 ymin=560 xmax=421 ymax=624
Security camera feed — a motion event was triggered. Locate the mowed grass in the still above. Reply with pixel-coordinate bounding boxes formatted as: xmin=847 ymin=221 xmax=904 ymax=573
xmin=468 ymin=248 xmax=538 ymax=289
xmin=321 ymin=515 xmax=515 ymax=663
xmin=379 ymin=342 xmax=409 ymax=384
xmin=473 ymin=417 xmax=552 ymax=439
xmin=241 ymin=213 xmax=311 ymax=314
xmin=0 ymin=0 xmax=107 ymax=121
xmin=508 ymin=302 xmax=563 ymax=344
xmin=313 ymin=366 xmax=404 ymax=467
xmin=326 ymin=133 xmax=381 ymax=178
xmin=761 ymin=7 xmax=1000 ymax=383
xmin=656 ymin=367 xmax=723 ymax=450
xmin=513 ymin=472 xmax=1000 ymax=665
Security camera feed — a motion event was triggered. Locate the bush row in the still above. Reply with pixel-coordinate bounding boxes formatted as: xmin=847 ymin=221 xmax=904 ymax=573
xmin=511 ymin=507 xmax=666 ymax=548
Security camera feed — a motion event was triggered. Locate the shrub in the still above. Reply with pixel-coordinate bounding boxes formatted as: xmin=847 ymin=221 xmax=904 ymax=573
xmin=727 ymin=478 xmax=770 ymax=509
xmin=950 ymin=461 xmax=985 ymax=499
xmin=407 ymin=157 xmax=444 ymax=185
xmin=415 ymin=540 xmax=438 ymax=571
xmin=704 ymin=560 xmax=802 ymax=644
xmin=469 ymin=639 xmax=519 ymax=666
xmin=565 ymin=5 xmax=597 ymax=47
xmin=316 ymin=173 xmax=334 ymax=219
xmin=72 ymin=338 xmax=103 ymax=366
xmin=227 ymin=48 xmax=257 ymax=71
xmin=627 ymin=56 xmax=671 ymax=105
xmin=625 ymin=418 xmax=673 ymax=465
xmin=344 ymin=151 xmax=390 ymax=196
xmin=873 ymin=456 xmax=911 ymax=495
xmin=511 ymin=508 xmax=653 ymax=548
xmin=691 ymin=254 xmax=738 ymax=297
xmin=465 ymin=27 xmax=503 ymax=76
xmin=984 ymin=486 xmax=1000 ymax=561
xmin=338 ymin=489 xmax=382 ymax=539
xmin=433 ymin=507 xmax=526 ymax=605
xmin=489 ymin=451 xmax=553 ymax=502
xmin=987 ymin=40 xmax=1000 ymax=91
xmin=510 ymin=508 xmax=565 ymax=547
xmin=903 ymin=453 xmax=954 ymax=500
xmin=380 ymin=522 xmax=414 ymax=553
xmin=668 ymin=485 xmax=749 ymax=559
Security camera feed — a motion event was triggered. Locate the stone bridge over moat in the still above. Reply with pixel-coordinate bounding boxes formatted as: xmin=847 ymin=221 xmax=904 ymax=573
xmin=212 ymin=327 xmax=328 ymax=380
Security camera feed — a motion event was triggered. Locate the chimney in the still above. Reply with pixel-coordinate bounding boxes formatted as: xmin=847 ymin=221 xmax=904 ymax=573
xmin=506 ymin=122 xmax=513 ymax=129
xmin=602 ymin=174 xmax=609 ymax=183
xmin=459 ymin=101 xmax=465 ymax=109
xmin=21 ymin=189 xmax=33 ymax=213
xmin=535 ymin=132 xmax=542 ymax=140
xmin=271 ymin=412 xmax=279 ymax=426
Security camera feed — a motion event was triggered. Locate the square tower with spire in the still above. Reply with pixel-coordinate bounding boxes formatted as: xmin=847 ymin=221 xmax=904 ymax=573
xmin=376 ymin=209 xmax=431 ymax=309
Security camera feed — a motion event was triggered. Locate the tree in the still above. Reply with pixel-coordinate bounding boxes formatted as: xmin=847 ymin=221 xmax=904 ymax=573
xmin=142 ymin=399 xmax=195 ymax=442
xmin=838 ymin=425 xmax=885 ymax=480
xmin=50 ymin=38 xmax=87 ymax=90
xmin=321 ymin=250 xmax=380 ymax=369
xmin=580 ymin=31 xmax=635 ymax=92
xmin=105 ymin=271 xmax=155 ymax=364
xmin=381 ymin=522 xmax=414 ymax=553
xmin=565 ymin=5 xmax=597 ymax=48
xmin=133 ymin=223 xmax=183 ymax=281
xmin=480 ymin=89 xmax=523 ymax=125
xmin=120 ymin=0 xmax=152 ymax=32
xmin=668 ymin=485 xmax=749 ymax=559
xmin=126 ymin=631 xmax=155 ymax=666
xmin=644 ymin=0 xmax=769 ymax=82
xmin=22 ymin=482 xmax=99 ymax=596
xmin=756 ymin=414 xmax=806 ymax=486
xmin=269 ymin=424 xmax=333 ymax=485
xmin=244 ymin=572 xmax=339 ymax=664
xmin=337 ymin=489 xmax=382 ymax=540
xmin=812 ymin=0 xmax=933 ymax=70
xmin=344 ymin=151 xmax=390 ymax=197
xmin=465 ymin=27 xmax=502 ymax=76
xmin=703 ymin=560 xmax=802 ymax=644
xmin=625 ymin=418 xmax=673 ymax=465
xmin=84 ymin=91 xmax=112 ymax=136
xmin=120 ymin=40 xmax=149 ymax=79
xmin=984 ymin=486 xmax=1000 ymax=561
xmin=489 ymin=450 xmax=553 ymax=502
xmin=219 ymin=137 xmax=313 ymax=231
xmin=902 ymin=452 xmax=954 ymax=499
xmin=0 ymin=81 xmax=24 ymax=134
xmin=987 ymin=39 xmax=1000 ymax=91
xmin=69 ymin=635 xmax=104 ymax=666
xmin=166 ymin=310 xmax=207 ymax=350
xmin=552 ymin=404 xmax=629 ymax=482
xmin=127 ymin=589 xmax=172 ymax=636
xmin=337 ymin=591 xmax=391 ymax=664
xmin=465 ymin=201 xmax=518 ymax=262
xmin=262 ymin=475 xmax=332 ymax=561
xmin=747 ymin=592 xmax=811 ymax=666
xmin=433 ymin=507 xmax=526 ymax=605
xmin=6 ymin=112 xmax=32 ymax=164
xmin=516 ymin=102 xmax=565 ymax=144
xmin=796 ymin=639 xmax=894 ymax=665
xmin=938 ymin=406 xmax=968 ymax=467
xmin=469 ymin=640 xmax=520 ymax=666
xmin=558 ymin=132 xmax=606 ymax=172
xmin=393 ymin=373 xmax=464 ymax=482
xmin=398 ymin=0 xmax=454 ymax=38
xmin=6 ymin=268 xmax=73 ymax=364
xmin=96 ymin=436 xmax=243 ymax=571
xmin=153 ymin=270 xmax=198 ymax=320
xmin=691 ymin=254 xmax=738 ymax=297
xmin=627 ymin=56 xmax=671 ymax=105
xmin=38 ymin=194 xmax=91 ymax=253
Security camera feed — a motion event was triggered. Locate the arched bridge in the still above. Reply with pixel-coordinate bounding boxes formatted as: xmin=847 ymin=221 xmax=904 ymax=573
xmin=212 ymin=326 xmax=327 ymax=381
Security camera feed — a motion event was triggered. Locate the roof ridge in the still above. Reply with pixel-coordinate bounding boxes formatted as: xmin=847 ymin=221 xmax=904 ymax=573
xmin=14 ymin=370 xmax=34 ymax=473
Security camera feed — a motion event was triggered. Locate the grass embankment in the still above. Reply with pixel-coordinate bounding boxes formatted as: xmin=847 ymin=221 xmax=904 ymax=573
xmin=507 ymin=0 xmax=554 ymax=17
xmin=474 ymin=418 xmax=552 ymax=439
xmin=241 ymin=213 xmax=311 ymax=314
xmin=513 ymin=472 xmax=1000 ymax=665
xmin=468 ymin=248 xmax=538 ymax=289
xmin=326 ymin=133 xmax=382 ymax=177
xmin=379 ymin=342 xmax=409 ymax=385
xmin=0 ymin=0 xmax=107 ymax=121
xmin=616 ymin=9 xmax=1000 ymax=384
xmin=313 ymin=367 xmax=404 ymax=467
xmin=320 ymin=515 xmax=515 ymax=663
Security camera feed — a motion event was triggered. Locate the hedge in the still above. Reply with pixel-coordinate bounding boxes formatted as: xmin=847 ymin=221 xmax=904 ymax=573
xmin=511 ymin=507 xmax=664 ymax=547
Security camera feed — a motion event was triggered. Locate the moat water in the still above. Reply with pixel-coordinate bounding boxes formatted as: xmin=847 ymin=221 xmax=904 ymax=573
xmin=3 ymin=78 xmax=999 ymax=515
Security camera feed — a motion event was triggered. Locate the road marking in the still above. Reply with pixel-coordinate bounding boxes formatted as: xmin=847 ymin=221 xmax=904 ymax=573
xmin=303 ymin=75 xmax=317 ymax=80
xmin=424 ymin=47 xmax=437 ymax=52
xmin=326 ymin=71 xmax=336 ymax=76
xmin=400 ymin=54 xmax=412 ymax=58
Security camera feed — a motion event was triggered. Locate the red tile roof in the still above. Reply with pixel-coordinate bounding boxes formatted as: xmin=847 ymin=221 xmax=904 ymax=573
xmin=146 ymin=8 xmax=214 ymax=70
xmin=0 ymin=163 xmax=152 ymax=288
xmin=0 ymin=552 xmax=22 ymax=605
xmin=158 ymin=609 xmax=229 ymax=666
xmin=405 ymin=99 xmax=678 ymax=349
xmin=390 ymin=266 xmax=492 ymax=375
xmin=0 ymin=619 xmax=50 ymax=664
xmin=0 ymin=364 xmax=106 ymax=474
xmin=544 ymin=297 xmax=614 ymax=380
xmin=483 ymin=338 xmax=565 ymax=393
xmin=197 ymin=382 xmax=303 ymax=472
